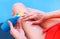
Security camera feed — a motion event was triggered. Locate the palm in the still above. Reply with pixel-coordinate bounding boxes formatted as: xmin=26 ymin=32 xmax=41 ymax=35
xmin=8 ymin=21 xmax=27 ymax=39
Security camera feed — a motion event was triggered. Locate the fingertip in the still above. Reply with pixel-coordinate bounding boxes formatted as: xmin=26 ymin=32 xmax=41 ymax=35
xmin=8 ymin=20 xmax=11 ymax=26
xmin=8 ymin=20 xmax=13 ymax=29
xmin=8 ymin=20 xmax=12 ymax=24
xmin=8 ymin=20 xmax=11 ymax=24
xmin=32 ymin=21 xmax=39 ymax=25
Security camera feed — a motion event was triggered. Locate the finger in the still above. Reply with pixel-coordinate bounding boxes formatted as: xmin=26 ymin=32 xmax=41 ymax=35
xmin=19 ymin=13 xmax=33 ymax=21
xmin=8 ymin=20 xmax=14 ymax=30
xmin=14 ymin=22 xmax=20 ymax=29
xmin=23 ymin=15 xmax=33 ymax=19
xmin=24 ymin=16 xmax=34 ymax=21
xmin=21 ymin=8 xmax=40 ymax=20
xmin=21 ymin=10 xmax=37 ymax=20
xmin=17 ymin=18 xmax=22 ymax=28
xmin=22 ymin=9 xmax=44 ymax=20
xmin=17 ymin=17 xmax=26 ymax=29
xmin=32 ymin=17 xmax=45 ymax=25
xmin=21 ymin=12 xmax=28 ymax=18
xmin=23 ymin=15 xmax=36 ymax=21
xmin=32 ymin=20 xmax=41 ymax=25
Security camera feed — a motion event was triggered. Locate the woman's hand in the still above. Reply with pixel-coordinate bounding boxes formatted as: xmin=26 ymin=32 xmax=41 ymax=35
xmin=8 ymin=20 xmax=27 ymax=39
xmin=22 ymin=8 xmax=46 ymax=25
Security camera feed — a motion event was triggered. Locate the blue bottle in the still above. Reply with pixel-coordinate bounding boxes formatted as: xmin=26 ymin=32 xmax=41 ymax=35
xmin=1 ymin=14 xmax=20 ymax=32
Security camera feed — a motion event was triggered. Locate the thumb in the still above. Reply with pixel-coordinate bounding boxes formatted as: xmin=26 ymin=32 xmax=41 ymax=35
xmin=8 ymin=20 xmax=14 ymax=30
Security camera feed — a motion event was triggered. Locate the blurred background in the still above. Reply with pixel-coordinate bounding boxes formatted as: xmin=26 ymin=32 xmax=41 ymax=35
xmin=0 ymin=0 xmax=60 ymax=39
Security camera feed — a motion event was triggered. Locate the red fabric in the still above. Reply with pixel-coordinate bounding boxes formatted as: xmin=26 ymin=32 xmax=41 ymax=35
xmin=45 ymin=23 xmax=60 ymax=39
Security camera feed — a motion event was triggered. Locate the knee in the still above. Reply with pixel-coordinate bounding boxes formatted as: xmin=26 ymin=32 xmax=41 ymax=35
xmin=12 ymin=2 xmax=26 ymax=16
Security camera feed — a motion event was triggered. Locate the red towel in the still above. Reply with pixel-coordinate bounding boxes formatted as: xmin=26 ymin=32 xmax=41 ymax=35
xmin=44 ymin=23 xmax=60 ymax=39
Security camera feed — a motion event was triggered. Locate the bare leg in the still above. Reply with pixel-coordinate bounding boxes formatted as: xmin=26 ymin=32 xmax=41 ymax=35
xmin=22 ymin=21 xmax=43 ymax=39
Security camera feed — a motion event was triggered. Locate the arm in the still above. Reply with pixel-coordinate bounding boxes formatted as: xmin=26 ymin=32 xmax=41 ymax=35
xmin=45 ymin=10 xmax=60 ymax=20
xmin=41 ymin=10 xmax=60 ymax=28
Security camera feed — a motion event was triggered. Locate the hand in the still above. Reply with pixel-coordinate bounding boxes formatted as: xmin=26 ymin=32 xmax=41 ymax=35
xmin=8 ymin=20 xmax=27 ymax=39
xmin=22 ymin=8 xmax=46 ymax=25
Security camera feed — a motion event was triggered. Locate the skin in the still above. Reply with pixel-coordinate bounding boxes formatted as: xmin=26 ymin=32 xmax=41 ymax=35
xmin=9 ymin=3 xmax=28 ymax=39
xmin=18 ymin=19 xmax=43 ymax=39
xmin=22 ymin=9 xmax=60 ymax=29
xmin=9 ymin=3 xmax=44 ymax=39
xmin=9 ymin=2 xmax=60 ymax=39
xmin=22 ymin=9 xmax=60 ymax=39
xmin=8 ymin=21 xmax=27 ymax=39
xmin=20 ymin=7 xmax=60 ymax=39
xmin=40 ymin=11 xmax=60 ymax=38
xmin=41 ymin=10 xmax=60 ymax=29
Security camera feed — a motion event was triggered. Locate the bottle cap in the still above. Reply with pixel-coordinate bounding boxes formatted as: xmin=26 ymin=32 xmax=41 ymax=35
xmin=17 ymin=11 xmax=23 ymax=16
